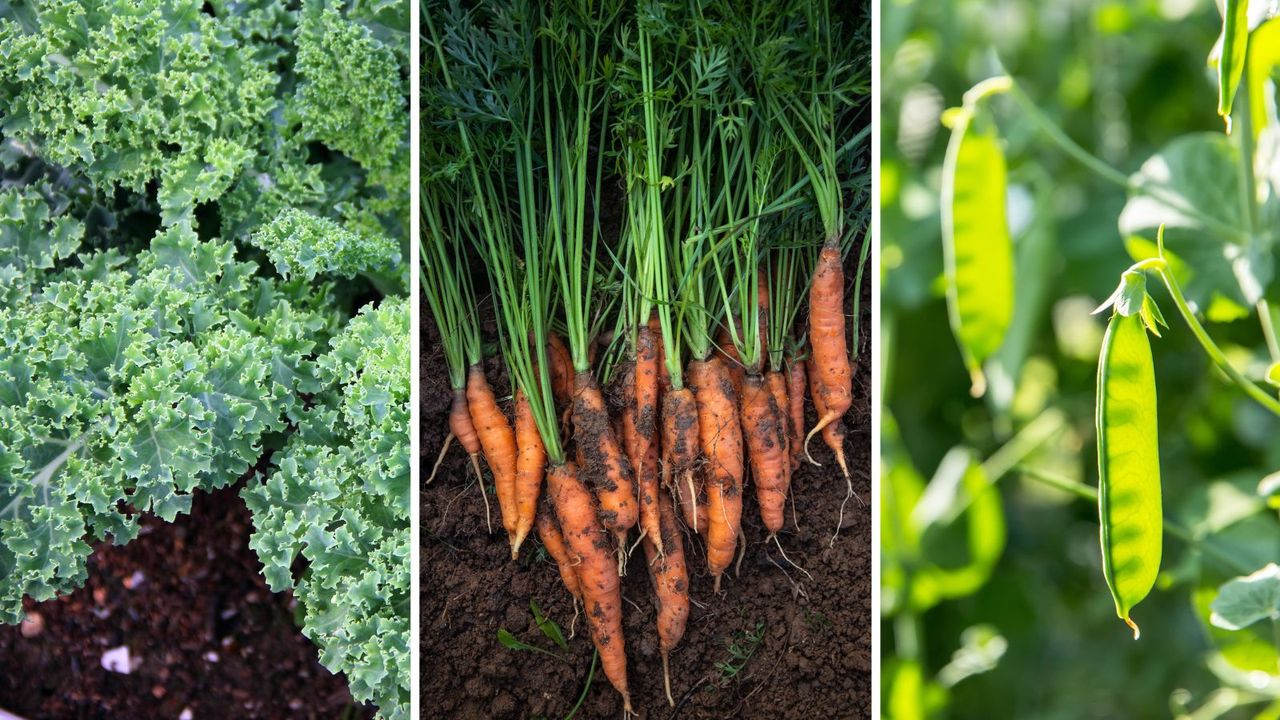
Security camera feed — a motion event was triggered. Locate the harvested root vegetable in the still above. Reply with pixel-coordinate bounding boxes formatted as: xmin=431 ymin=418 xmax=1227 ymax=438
xmin=808 ymin=357 xmax=849 ymax=477
xmin=547 ymin=462 xmax=630 ymax=713
xmin=536 ymin=500 xmax=581 ymax=602
xmin=742 ymin=373 xmax=790 ymax=536
xmin=688 ymin=356 xmax=743 ymax=590
xmin=805 ymin=244 xmax=852 ymax=459
xmin=766 ymin=370 xmax=791 ymax=467
xmin=467 ymin=364 xmax=518 ymax=541
xmin=642 ymin=493 xmax=689 ymax=707
xmin=661 ymin=387 xmax=702 ymax=532
xmin=787 ymin=360 xmax=807 ymax=470
xmin=572 ymin=371 xmax=638 ymax=534
xmin=635 ymin=320 xmax=663 ymax=553
xmin=548 ymin=333 xmax=574 ymax=413
xmin=512 ymin=388 xmax=546 ymax=556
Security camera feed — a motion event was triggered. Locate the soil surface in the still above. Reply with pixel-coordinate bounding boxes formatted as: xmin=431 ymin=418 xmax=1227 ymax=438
xmin=0 ymin=484 xmax=372 ymax=720
xmin=420 ymin=253 xmax=872 ymax=719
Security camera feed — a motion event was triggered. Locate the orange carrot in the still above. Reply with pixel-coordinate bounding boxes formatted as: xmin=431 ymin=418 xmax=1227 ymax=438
xmin=661 ymin=387 xmax=703 ymax=532
xmin=547 ymin=462 xmax=630 ymax=713
xmin=547 ymin=333 xmax=574 ymax=411
xmin=635 ymin=319 xmax=662 ymax=552
xmin=536 ymin=500 xmax=581 ymax=602
xmin=805 ymin=244 xmax=852 ymax=458
xmin=512 ymin=388 xmax=546 ymax=557
xmin=766 ymin=370 xmax=791 ymax=466
xmin=429 ymin=387 xmax=484 ymax=484
xmin=642 ymin=492 xmax=689 ymax=707
xmin=572 ymin=371 xmax=638 ymax=533
xmin=787 ymin=360 xmax=806 ymax=470
xmin=742 ymin=373 xmax=790 ymax=536
xmin=450 ymin=387 xmax=481 ymax=457
xmin=467 ymin=364 xmax=518 ymax=541
xmin=808 ymin=357 xmax=849 ymax=477
xmin=716 ymin=324 xmax=745 ymax=399
xmin=687 ymin=356 xmax=743 ymax=591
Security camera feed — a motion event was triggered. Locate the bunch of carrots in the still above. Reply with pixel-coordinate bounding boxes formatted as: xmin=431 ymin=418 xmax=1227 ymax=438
xmin=423 ymin=0 xmax=867 ymax=712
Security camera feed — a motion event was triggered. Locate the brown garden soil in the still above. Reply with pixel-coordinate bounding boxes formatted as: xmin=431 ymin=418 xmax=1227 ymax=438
xmin=0 ymin=483 xmax=372 ymax=720
xmin=420 ymin=252 xmax=872 ymax=719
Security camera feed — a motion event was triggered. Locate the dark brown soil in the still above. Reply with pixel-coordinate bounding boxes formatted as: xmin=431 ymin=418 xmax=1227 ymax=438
xmin=0 ymin=484 xmax=373 ymax=720
xmin=420 ymin=251 xmax=872 ymax=719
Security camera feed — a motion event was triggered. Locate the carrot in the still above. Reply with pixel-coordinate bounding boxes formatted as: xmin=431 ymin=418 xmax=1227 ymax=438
xmin=742 ymin=373 xmax=790 ymax=536
xmin=450 ymin=387 xmax=481 ymax=457
xmin=572 ymin=371 xmax=638 ymax=533
xmin=548 ymin=332 xmax=574 ymax=411
xmin=512 ymin=388 xmax=546 ymax=557
xmin=787 ymin=360 xmax=806 ymax=470
xmin=716 ymin=324 xmax=745 ymax=399
xmin=536 ymin=499 xmax=581 ymax=602
xmin=687 ymin=356 xmax=743 ymax=591
xmin=808 ymin=357 xmax=849 ymax=477
xmin=547 ymin=462 xmax=631 ymax=713
xmin=661 ymin=387 xmax=703 ymax=533
xmin=766 ymin=370 xmax=791 ymax=467
xmin=467 ymin=364 xmax=518 ymax=541
xmin=805 ymin=244 xmax=852 ymax=460
xmin=635 ymin=318 xmax=662 ymax=552
xmin=428 ymin=387 xmax=484 ymax=485
xmin=642 ymin=492 xmax=689 ymax=707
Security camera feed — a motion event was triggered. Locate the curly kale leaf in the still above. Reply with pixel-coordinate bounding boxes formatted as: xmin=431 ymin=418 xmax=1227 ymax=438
xmin=293 ymin=1 xmax=406 ymax=172
xmin=243 ymin=298 xmax=408 ymax=720
xmin=0 ymin=186 xmax=84 ymax=302
xmin=250 ymin=207 xmax=402 ymax=289
xmin=0 ymin=228 xmax=328 ymax=623
xmin=0 ymin=0 xmax=274 ymax=219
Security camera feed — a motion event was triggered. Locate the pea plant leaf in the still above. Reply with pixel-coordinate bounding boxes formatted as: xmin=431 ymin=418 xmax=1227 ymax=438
xmin=1118 ymin=133 xmax=1263 ymax=312
xmin=1210 ymin=563 xmax=1280 ymax=631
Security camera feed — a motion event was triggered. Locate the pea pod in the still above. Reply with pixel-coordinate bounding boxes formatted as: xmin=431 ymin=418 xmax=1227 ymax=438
xmin=1096 ymin=311 xmax=1162 ymax=638
xmin=1216 ymin=0 xmax=1249 ymax=125
xmin=941 ymin=90 xmax=1014 ymax=397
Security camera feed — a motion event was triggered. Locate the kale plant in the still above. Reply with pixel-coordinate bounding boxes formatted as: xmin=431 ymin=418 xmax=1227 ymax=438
xmin=0 ymin=0 xmax=408 ymax=716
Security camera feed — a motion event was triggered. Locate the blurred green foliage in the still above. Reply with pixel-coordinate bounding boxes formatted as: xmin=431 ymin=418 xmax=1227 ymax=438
xmin=881 ymin=1 xmax=1280 ymax=717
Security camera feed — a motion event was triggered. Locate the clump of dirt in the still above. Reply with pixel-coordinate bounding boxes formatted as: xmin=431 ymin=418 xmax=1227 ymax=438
xmin=420 ymin=253 xmax=871 ymax=718
xmin=0 ymin=484 xmax=372 ymax=720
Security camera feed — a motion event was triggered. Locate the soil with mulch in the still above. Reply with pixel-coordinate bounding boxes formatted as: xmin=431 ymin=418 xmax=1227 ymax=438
xmin=420 ymin=253 xmax=872 ymax=719
xmin=0 ymin=483 xmax=373 ymax=720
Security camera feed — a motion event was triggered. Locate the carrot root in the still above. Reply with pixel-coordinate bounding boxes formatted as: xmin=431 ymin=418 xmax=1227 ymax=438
xmin=742 ymin=373 xmax=790 ymax=535
xmin=427 ymin=433 xmax=454 ymax=484
xmin=467 ymin=364 xmax=518 ymax=542
xmin=512 ymin=388 xmax=547 ymax=557
xmin=572 ymin=371 xmax=638 ymax=533
xmin=688 ymin=357 xmax=742 ymax=583
xmin=547 ymin=462 xmax=630 ymax=709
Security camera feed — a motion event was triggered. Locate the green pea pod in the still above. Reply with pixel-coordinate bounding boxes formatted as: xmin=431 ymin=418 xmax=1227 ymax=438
xmin=1096 ymin=311 xmax=1163 ymax=638
xmin=1216 ymin=0 xmax=1249 ymax=126
xmin=941 ymin=101 xmax=1014 ymax=397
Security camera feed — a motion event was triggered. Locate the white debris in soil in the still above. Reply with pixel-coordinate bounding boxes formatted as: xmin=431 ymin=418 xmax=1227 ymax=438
xmin=19 ymin=612 xmax=43 ymax=638
xmin=101 ymin=646 xmax=131 ymax=674
xmin=123 ymin=570 xmax=146 ymax=589
xmin=178 ymin=708 xmax=193 ymax=720
xmin=203 ymin=651 xmax=219 ymax=663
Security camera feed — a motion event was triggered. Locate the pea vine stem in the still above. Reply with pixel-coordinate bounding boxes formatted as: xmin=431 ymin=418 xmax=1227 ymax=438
xmin=1131 ymin=256 xmax=1280 ymax=417
xmin=997 ymin=78 xmax=1247 ymax=244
